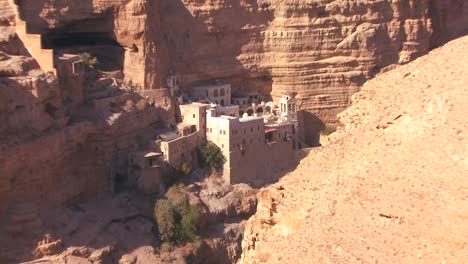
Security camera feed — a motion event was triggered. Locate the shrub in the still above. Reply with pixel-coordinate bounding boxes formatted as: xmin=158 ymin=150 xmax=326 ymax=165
xmin=198 ymin=142 xmax=225 ymax=171
xmin=165 ymin=186 xmax=186 ymax=206
xmin=154 ymin=199 xmax=175 ymax=242
xmin=78 ymin=52 xmax=98 ymax=68
xmin=173 ymin=200 xmax=200 ymax=244
xmin=180 ymin=162 xmax=192 ymax=176
xmin=154 ymin=186 xmax=200 ymax=245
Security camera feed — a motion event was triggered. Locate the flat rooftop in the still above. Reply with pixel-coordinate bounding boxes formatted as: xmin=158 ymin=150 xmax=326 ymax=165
xmin=239 ymin=116 xmax=263 ymax=122
xmin=180 ymin=102 xmax=210 ymax=108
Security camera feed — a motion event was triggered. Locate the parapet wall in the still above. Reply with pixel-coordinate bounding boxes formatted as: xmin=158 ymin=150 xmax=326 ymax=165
xmin=12 ymin=11 xmax=55 ymax=74
xmin=159 ymin=131 xmax=200 ymax=169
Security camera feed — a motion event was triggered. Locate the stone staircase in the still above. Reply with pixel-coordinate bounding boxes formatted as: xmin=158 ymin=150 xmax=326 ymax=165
xmin=6 ymin=0 xmax=56 ymax=75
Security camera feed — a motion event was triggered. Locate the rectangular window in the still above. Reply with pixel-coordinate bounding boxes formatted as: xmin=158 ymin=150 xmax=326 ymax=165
xmin=193 ymin=114 xmax=196 ymax=118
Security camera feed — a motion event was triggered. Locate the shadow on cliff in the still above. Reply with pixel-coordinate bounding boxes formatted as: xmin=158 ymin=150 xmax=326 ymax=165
xmin=18 ymin=0 xmax=126 ymax=71
xmin=0 ymin=77 xmax=169 ymax=263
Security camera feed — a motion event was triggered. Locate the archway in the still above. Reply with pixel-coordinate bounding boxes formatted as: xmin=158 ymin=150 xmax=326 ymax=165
xmin=247 ymin=108 xmax=254 ymax=116
xmin=256 ymin=107 xmax=264 ymax=113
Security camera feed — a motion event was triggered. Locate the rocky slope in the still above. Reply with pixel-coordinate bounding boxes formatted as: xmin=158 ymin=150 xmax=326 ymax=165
xmin=0 ymin=173 xmax=257 ymax=263
xmin=240 ymin=36 xmax=468 ymax=263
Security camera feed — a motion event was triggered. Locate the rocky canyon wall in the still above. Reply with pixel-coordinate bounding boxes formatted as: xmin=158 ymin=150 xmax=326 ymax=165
xmin=159 ymin=0 xmax=468 ymax=144
xmin=1 ymin=0 xmax=467 ymax=213
xmin=9 ymin=0 xmax=468 ymax=145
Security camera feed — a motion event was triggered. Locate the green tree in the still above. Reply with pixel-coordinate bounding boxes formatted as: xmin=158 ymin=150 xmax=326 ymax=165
xmin=154 ymin=186 xmax=200 ymax=244
xmin=154 ymin=199 xmax=175 ymax=242
xmin=78 ymin=52 xmax=98 ymax=68
xmin=199 ymin=142 xmax=225 ymax=171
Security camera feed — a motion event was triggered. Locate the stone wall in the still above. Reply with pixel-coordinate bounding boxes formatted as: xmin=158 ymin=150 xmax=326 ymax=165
xmin=159 ymin=131 xmax=200 ymax=169
xmin=207 ymin=114 xmax=297 ymax=186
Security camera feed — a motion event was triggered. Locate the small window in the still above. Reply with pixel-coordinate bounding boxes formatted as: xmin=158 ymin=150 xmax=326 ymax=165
xmin=222 ymin=144 xmax=224 ymax=148
xmin=193 ymin=114 xmax=196 ymax=118
xmin=251 ymin=127 xmax=253 ymax=132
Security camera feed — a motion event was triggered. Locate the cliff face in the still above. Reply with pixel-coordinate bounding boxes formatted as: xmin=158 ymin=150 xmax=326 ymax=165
xmin=240 ymin=36 xmax=468 ymax=264
xmin=159 ymin=0 xmax=467 ymax=144
xmin=13 ymin=0 xmax=168 ymax=89
xmin=10 ymin=0 xmax=468 ymax=144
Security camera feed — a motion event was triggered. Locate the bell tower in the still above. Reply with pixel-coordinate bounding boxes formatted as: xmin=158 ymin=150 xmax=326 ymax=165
xmin=279 ymin=91 xmax=297 ymax=121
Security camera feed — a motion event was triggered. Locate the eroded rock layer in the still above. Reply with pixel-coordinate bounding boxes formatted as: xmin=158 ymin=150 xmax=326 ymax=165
xmin=240 ymin=36 xmax=468 ymax=264
xmin=9 ymin=0 xmax=468 ymax=144
xmin=159 ymin=0 xmax=468 ymax=143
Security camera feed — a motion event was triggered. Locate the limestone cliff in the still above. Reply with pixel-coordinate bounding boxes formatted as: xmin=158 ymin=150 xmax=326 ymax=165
xmin=7 ymin=0 xmax=468 ymax=145
xmin=240 ymin=36 xmax=468 ymax=263
xmin=159 ymin=0 xmax=468 ymax=144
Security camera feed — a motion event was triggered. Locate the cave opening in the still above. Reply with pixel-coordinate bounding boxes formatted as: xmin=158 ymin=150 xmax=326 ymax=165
xmin=42 ymin=17 xmax=125 ymax=72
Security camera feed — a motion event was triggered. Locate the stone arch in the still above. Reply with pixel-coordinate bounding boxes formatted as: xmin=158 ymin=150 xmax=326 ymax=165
xmin=256 ymin=107 xmax=264 ymax=113
xmin=247 ymin=108 xmax=254 ymax=116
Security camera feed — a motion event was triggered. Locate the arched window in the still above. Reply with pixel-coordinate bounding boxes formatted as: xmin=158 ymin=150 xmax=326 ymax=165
xmin=220 ymin=88 xmax=225 ymax=96
xmin=213 ymin=89 xmax=219 ymax=97
xmin=220 ymin=99 xmax=225 ymax=106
